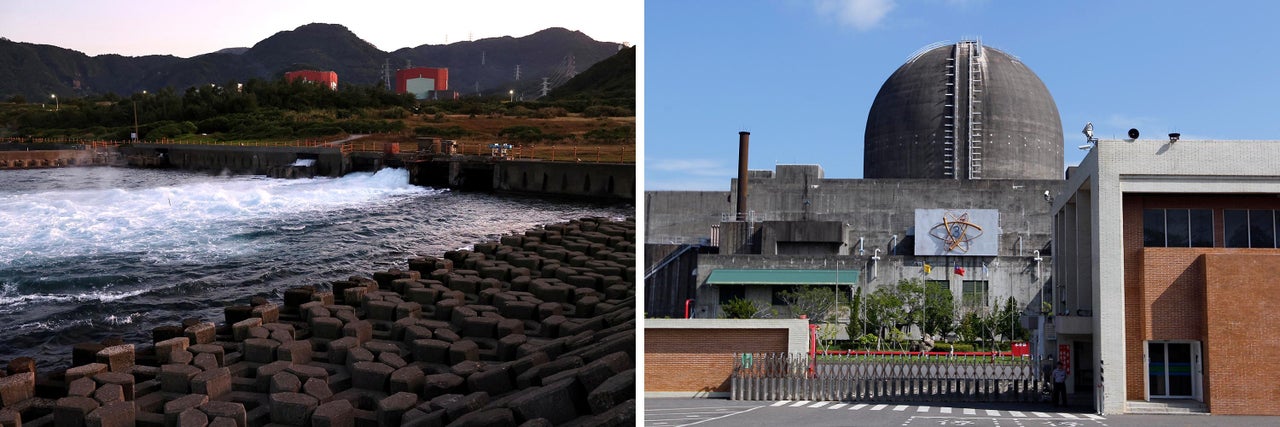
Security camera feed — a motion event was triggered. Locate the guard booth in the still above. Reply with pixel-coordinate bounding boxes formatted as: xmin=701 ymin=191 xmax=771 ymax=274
xmin=489 ymin=143 xmax=513 ymax=160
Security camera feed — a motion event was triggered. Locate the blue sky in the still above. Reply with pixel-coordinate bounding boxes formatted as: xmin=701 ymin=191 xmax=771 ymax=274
xmin=644 ymin=0 xmax=1280 ymax=190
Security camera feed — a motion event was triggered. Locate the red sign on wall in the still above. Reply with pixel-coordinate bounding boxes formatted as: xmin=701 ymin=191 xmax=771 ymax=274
xmin=1058 ymin=344 xmax=1072 ymax=375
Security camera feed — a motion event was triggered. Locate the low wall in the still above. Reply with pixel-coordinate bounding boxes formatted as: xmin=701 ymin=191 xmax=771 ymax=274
xmin=413 ymin=158 xmax=635 ymax=200
xmin=0 ymin=149 xmax=97 ymax=169
xmin=645 ymin=319 xmax=809 ymax=397
xmin=120 ymin=144 xmax=349 ymax=177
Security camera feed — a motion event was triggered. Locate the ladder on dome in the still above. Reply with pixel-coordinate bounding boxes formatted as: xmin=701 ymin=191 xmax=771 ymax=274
xmin=967 ymin=40 xmax=985 ymax=179
xmin=943 ymin=46 xmax=957 ymax=178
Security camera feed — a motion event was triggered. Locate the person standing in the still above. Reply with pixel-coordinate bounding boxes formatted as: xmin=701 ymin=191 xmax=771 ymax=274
xmin=1052 ymin=363 xmax=1068 ymax=407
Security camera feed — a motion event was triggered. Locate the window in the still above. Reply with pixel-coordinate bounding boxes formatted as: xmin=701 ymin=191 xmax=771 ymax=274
xmin=1225 ymin=209 xmax=1279 ymax=248
xmin=962 ymin=280 xmax=988 ymax=308
xmin=1143 ymin=208 xmax=1213 ymax=247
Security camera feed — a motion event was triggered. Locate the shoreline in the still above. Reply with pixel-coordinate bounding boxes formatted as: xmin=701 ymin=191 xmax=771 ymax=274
xmin=0 ymin=216 xmax=636 ymax=425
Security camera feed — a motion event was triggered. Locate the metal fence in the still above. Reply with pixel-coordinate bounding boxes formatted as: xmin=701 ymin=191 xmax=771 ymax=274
xmin=731 ymin=352 xmax=1044 ymax=403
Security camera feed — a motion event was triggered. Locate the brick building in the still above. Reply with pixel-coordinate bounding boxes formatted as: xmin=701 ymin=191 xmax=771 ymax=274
xmin=1051 ymin=137 xmax=1280 ymax=415
xmin=644 ymin=319 xmax=809 ymax=396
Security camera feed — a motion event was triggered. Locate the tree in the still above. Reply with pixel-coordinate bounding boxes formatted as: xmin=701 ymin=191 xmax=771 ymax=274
xmin=720 ymin=297 xmax=771 ymax=319
xmin=780 ymin=286 xmax=844 ymax=324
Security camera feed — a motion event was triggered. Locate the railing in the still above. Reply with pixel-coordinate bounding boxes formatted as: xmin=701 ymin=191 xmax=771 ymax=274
xmin=731 ymin=352 xmax=1043 ymax=403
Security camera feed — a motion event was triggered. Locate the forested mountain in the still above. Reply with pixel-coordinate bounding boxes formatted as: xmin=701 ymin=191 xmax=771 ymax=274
xmin=0 ymin=24 xmax=623 ymax=100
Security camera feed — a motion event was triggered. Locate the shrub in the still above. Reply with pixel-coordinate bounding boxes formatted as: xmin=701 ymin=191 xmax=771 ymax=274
xmin=721 ymin=297 xmax=763 ymax=319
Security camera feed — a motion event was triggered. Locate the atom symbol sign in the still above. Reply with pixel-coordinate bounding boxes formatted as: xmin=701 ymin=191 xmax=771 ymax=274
xmin=928 ymin=211 xmax=983 ymax=253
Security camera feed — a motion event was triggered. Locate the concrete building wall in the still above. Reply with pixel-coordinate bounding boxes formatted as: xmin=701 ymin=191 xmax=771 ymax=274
xmin=1052 ymin=138 xmax=1280 ymax=414
xmin=644 ymin=319 xmax=808 ymax=396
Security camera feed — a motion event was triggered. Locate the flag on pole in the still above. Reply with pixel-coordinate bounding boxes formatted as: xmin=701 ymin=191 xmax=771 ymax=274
xmin=923 ymin=263 xmax=932 ymax=274
xmin=954 ymin=266 xmax=966 ymax=277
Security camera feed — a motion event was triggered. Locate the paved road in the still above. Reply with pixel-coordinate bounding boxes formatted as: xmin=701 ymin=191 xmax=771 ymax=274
xmin=645 ymin=398 xmax=1275 ymax=427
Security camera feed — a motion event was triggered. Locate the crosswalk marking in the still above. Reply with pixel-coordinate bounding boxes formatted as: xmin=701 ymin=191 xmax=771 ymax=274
xmin=763 ymin=401 xmax=1105 ymax=421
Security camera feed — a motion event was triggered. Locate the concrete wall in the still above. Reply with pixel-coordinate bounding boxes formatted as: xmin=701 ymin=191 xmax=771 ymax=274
xmin=120 ymin=144 xmax=348 ymax=177
xmin=1052 ymin=138 xmax=1280 ymax=414
xmin=645 ymin=319 xmax=809 ymax=397
xmin=495 ymin=160 xmax=634 ymax=200
xmin=0 ymin=149 xmax=96 ymax=168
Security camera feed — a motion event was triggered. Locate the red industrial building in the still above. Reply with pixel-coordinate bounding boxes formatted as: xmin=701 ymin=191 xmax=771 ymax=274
xmin=284 ymin=70 xmax=338 ymax=90
xmin=395 ymin=67 xmax=450 ymax=99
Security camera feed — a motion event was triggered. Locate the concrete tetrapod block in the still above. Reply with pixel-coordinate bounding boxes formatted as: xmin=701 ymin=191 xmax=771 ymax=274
xmin=587 ymin=369 xmax=635 ymax=415
xmin=325 ymin=337 xmax=359 ymax=365
xmin=269 ymin=392 xmax=318 ymax=426
xmin=310 ymin=399 xmax=353 ymax=427
xmin=466 ymin=365 xmax=512 ymax=397
xmin=84 ymin=400 xmax=136 ymax=427
xmin=92 ymin=372 xmax=135 ymax=401
xmin=154 ymin=337 xmax=190 ymax=364
xmin=55 ymin=396 xmax=100 ymax=427
xmin=275 ymin=340 xmax=312 ymax=365
xmin=0 ymin=409 xmax=19 ymax=427
xmin=270 ymin=372 xmax=302 ymax=394
xmin=66 ymin=363 xmax=109 ymax=383
xmin=197 ymin=401 xmax=247 ymax=427
xmin=230 ymin=318 xmax=261 ymax=342
xmin=389 ymin=367 xmax=424 ymax=395
xmin=410 ymin=339 xmax=450 ymax=363
xmin=285 ymin=364 xmax=329 ymax=385
xmin=310 ymin=317 xmax=344 ymax=340
xmin=341 ymin=320 xmax=372 ymax=344
xmin=158 ymin=364 xmax=203 ymax=393
xmin=92 ymin=383 xmax=124 ymax=404
xmin=184 ymin=322 xmax=216 ymax=345
xmin=448 ymin=340 xmax=479 ymax=365
xmin=366 ymin=300 xmax=397 ymax=322
xmin=241 ymin=338 xmax=280 ymax=364
xmin=94 ymin=344 xmax=135 ymax=373
xmin=68 ymin=376 xmax=97 ymax=397
xmin=375 ymin=392 xmax=417 ymax=426
xmin=164 ymin=393 xmax=209 ymax=427
xmin=251 ymin=303 xmax=279 ymax=324
xmin=350 ymin=362 xmax=394 ymax=392
xmin=73 ymin=342 xmax=106 ymax=367
xmin=449 ymin=408 xmax=516 ymax=427
xmin=302 ymin=378 xmax=332 ymax=403
xmin=191 ymin=367 xmax=231 ymax=400
xmin=253 ymin=361 xmax=293 ymax=392
xmin=422 ymin=373 xmax=465 ymax=398
xmin=178 ymin=408 xmax=208 ymax=427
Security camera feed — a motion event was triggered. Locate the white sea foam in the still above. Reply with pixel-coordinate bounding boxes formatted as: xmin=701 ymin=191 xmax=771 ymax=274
xmin=0 ymin=168 xmax=435 ymax=266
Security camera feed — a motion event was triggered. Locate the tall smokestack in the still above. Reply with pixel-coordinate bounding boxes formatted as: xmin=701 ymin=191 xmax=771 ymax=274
xmin=736 ymin=131 xmax=750 ymax=221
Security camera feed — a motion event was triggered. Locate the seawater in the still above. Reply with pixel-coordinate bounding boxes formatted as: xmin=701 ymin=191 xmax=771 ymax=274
xmin=0 ymin=167 xmax=631 ymax=369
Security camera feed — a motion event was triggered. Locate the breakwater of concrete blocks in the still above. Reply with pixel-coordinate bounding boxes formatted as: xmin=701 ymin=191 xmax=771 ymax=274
xmin=0 ymin=217 xmax=636 ymax=426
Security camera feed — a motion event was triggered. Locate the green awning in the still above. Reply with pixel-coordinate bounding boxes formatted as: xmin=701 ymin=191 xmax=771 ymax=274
xmin=706 ymin=269 xmax=860 ymax=285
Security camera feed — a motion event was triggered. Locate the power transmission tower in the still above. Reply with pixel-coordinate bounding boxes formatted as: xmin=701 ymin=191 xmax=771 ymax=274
xmin=514 ymin=65 xmax=521 ymax=81
xmin=540 ymin=77 xmax=551 ymax=97
xmin=382 ymin=59 xmax=391 ymax=91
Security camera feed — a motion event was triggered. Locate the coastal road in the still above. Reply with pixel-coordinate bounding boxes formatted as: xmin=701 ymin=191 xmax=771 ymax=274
xmin=645 ymin=398 xmax=1276 ymax=427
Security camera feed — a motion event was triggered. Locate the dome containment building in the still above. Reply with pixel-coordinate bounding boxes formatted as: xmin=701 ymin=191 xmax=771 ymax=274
xmin=864 ymin=40 xmax=1063 ymax=180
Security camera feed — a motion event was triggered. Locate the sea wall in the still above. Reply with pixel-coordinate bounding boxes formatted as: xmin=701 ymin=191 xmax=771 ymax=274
xmin=119 ymin=144 xmax=350 ymax=178
xmin=0 ymin=149 xmax=98 ymax=169
xmin=0 ymin=217 xmax=636 ymax=426
xmin=413 ymin=158 xmax=635 ymax=201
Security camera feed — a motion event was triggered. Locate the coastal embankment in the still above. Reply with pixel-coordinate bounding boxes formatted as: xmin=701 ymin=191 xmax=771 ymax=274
xmin=0 ymin=216 xmax=635 ymax=426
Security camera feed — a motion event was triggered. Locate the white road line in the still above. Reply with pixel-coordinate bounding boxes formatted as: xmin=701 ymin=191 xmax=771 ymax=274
xmin=789 ymin=401 xmax=811 ymax=407
xmin=770 ymin=401 xmax=790 ymax=407
xmin=940 ymin=407 xmax=953 ymax=414
xmin=1033 ymin=412 xmax=1052 ymax=418
xmin=1058 ymin=413 xmax=1078 ymax=419
xmin=808 ymin=402 xmax=829 ymax=408
xmin=963 ymin=408 xmax=976 ymax=415
xmin=1084 ymin=414 xmax=1106 ymax=420
xmin=917 ymin=406 xmax=931 ymax=412
xmin=985 ymin=409 xmax=1000 ymax=416
xmin=870 ymin=404 xmax=888 ymax=411
xmin=1009 ymin=411 xmax=1026 ymax=417
xmin=850 ymin=404 xmax=868 ymax=410
xmin=679 ymin=405 xmax=765 ymax=427
xmin=828 ymin=403 xmax=848 ymax=409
